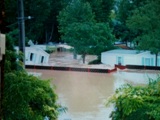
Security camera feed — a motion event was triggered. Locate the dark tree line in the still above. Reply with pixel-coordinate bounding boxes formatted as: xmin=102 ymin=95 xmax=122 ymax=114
xmin=3 ymin=0 xmax=160 ymax=65
xmin=3 ymin=0 xmax=114 ymax=44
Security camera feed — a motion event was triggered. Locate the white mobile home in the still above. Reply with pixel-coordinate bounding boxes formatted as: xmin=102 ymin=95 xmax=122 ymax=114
xmin=25 ymin=47 xmax=49 ymax=65
xmin=101 ymin=49 xmax=159 ymax=67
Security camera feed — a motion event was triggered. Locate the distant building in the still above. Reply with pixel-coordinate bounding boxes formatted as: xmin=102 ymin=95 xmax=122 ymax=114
xmin=25 ymin=47 xmax=49 ymax=65
xmin=15 ymin=46 xmax=50 ymax=65
xmin=101 ymin=49 xmax=160 ymax=67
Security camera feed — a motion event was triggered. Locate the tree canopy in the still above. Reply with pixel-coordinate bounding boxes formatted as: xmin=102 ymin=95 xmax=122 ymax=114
xmin=58 ymin=0 xmax=95 ymax=33
xmin=4 ymin=71 xmax=59 ymax=120
xmin=113 ymin=0 xmax=146 ymax=44
xmin=127 ymin=0 xmax=160 ymax=66
xmin=5 ymin=0 xmax=65 ymax=43
xmin=58 ymin=0 xmax=115 ymax=63
xmin=83 ymin=0 xmax=115 ymax=22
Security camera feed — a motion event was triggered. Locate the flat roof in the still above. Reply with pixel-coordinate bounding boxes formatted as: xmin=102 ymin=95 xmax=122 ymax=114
xmin=102 ymin=49 xmax=142 ymax=55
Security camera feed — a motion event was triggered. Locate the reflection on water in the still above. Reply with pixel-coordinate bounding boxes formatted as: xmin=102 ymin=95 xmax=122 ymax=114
xmin=27 ymin=69 xmax=160 ymax=120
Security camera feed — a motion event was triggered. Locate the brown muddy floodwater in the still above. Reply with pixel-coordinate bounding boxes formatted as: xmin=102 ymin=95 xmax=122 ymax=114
xmin=27 ymin=69 xmax=160 ymax=120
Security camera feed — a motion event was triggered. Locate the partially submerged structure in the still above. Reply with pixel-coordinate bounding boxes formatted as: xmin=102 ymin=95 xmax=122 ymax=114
xmin=15 ymin=46 xmax=50 ymax=65
xmin=101 ymin=49 xmax=159 ymax=67
xmin=25 ymin=47 xmax=49 ymax=65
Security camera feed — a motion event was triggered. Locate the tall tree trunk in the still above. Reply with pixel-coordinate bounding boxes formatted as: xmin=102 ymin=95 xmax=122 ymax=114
xmin=48 ymin=24 xmax=54 ymax=42
xmin=45 ymin=29 xmax=48 ymax=43
xmin=155 ymin=53 xmax=158 ymax=66
xmin=82 ymin=54 xmax=86 ymax=64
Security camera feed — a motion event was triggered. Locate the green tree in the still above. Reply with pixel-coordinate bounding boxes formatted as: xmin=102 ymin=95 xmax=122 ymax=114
xmin=3 ymin=34 xmax=61 ymax=120
xmin=5 ymin=0 xmax=52 ymax=42
xmin=62 ymin=22 xmax=114 ymax=63
xmin=4 ymin=71 xmax=60 ymax=120
xmin=127 ymin=0 xmax=160 ymax=66
xmin=113 ymin=0 xmax=145 ymax=45
xmin=58 ymin=0 xmax=95 ymax=63
xmin=89 ymin=23 xmax=115 ymax=56
xmin=106 ymin=78 xmax=160 ymax=120
xmin=58 ymin=0 xmax=115 ymax=63
xmin=5 ymin=0 xmax=65 ymax=43
xmin=83 ymin=0 xmax=115 ymax=22
xmin=5 ymin=34 xmax=24 ymax=72
xmin=24 ymin=0 xmax=52 ymax=42
xmin=58 ymin=0 xmax=95 ymax=35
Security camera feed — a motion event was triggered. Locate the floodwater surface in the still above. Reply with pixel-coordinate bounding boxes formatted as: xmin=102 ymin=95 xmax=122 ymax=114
xmin=27 ymin=69 xmax=160 ymax=120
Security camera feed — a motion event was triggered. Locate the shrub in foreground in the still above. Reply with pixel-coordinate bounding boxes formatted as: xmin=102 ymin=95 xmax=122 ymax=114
xmin=4 ymin=71 xmax=60 ymax=120
xmin=106 ymin=78 xmax=160 ymax=120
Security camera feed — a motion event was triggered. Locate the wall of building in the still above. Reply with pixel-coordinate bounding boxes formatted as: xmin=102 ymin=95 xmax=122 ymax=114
xmin=101 ymin=53 xmax=116 ymax=66
xmin=101 ymin=51 xmax=159 ymax=66
xmin=25 ymin=47 xmax=49 ymax=65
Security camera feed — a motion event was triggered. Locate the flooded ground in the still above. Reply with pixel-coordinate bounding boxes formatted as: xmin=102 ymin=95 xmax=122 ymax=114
xmin=27 ymin=69 xmax=160 ymax=120
xmin=49 ymin=52 xmax=97 ymax=66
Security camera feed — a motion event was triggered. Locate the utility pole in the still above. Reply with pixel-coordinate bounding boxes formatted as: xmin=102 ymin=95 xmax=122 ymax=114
xmin=18 ymin=0 xmax=25 ymax=68
xmin=0 ymin=33 xmax=6 ymax=120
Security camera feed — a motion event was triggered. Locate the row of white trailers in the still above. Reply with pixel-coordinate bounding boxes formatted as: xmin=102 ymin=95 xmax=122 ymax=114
xmin=101 ymin=49 xmax=160 ymax=67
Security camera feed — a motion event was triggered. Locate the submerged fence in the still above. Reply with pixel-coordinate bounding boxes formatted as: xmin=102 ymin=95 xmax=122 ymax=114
xmin=26 ymin=64 xmax=160 ymax=74
xmin=126 ymin=65 xmax=160 ymax=70
xmin=26 ymin=65 xmax=110 ymax=73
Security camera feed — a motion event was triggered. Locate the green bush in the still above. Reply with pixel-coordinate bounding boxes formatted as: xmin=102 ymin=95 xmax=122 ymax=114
xmin=3 ymin=33 xmax=62 ymax=120
xmin=106 ymin=78 xmax=160 ymax=120
xmin=4 ymin=71 xmax=60 ymax=120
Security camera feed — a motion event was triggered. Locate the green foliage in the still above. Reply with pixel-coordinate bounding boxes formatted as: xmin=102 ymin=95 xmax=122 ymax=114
xmin=106 ymin=78 xmax=160 ymax=120
xmin=83 ymin=0 xmax=115 ymax=22
xmin=60 ymin=22 xmax=114 ymax=63
xmin=58 ymin=0 xmax=115 ymax=63
xmin=117 ymin=0 xmax=145 ymax=24
xmin=6 ymin=29 xmax=19 ymax=45
xmin=58 ymin=0 xmax=95 ymax=63
xmin=58 ymin=0 xmax=95 ymax=34
xmin=24 ymin=0 xmax=52 ymax=41
xmin=5 ymin=0 xmax=64 ymax=42
xmin=4 ymin=71 xmax=60 ymax=120
xmin=113 ymin=0 xmax=145 ymax=43
xmin=127 ymin=0 xmax=160 ymax=65
xmin=63 ymin=22 xmax=94 ymax=53
xmin=3 ymin=32 xmax=61 ymax=120
xmin=5 ymin=50 xmax=24 ymax=73
xmin=5 ymin=34 xmax=24 ymax=73
xmin=4 ymin=0 xmax=17 ymax=23
xmin=89 ymin=23 xmax=115 ymax=55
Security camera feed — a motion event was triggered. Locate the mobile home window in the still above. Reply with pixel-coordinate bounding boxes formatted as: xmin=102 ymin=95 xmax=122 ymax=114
xmin=145 ymin=58 xmax=150 ymax=66
xmin=143 ymin=58 xmax=154 ymax=66
xmin=30 ymin=53 xmax=34 ymax=61
xmin=118 ymin=57 xmax=122 ymax=65
xmin=41 ymin=56 xmax=44 ymax=63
